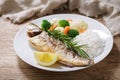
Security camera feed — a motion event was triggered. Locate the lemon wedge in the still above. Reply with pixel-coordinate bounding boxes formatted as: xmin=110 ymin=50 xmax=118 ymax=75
xmin=34 ymin=52 xmax=58 ymax=66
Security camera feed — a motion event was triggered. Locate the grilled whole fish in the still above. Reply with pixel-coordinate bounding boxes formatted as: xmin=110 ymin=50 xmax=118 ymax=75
xmin=27 ymin=24 xmax=94 ymax=66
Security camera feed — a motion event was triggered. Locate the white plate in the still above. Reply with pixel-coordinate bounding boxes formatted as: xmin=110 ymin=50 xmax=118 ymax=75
xmin=14 ymin=14 xmax=113 ymax=72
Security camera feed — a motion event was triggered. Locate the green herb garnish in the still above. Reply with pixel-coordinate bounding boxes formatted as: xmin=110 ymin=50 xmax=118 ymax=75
xmin=48 ymin=30 xmax=89 ymax=59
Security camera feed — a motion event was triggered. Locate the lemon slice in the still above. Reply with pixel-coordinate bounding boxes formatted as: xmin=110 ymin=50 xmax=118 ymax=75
xmin=34 ymin=52 xmax=58 ymax=66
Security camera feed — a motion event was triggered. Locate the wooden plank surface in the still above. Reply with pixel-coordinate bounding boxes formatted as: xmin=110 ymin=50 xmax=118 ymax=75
xmin=0 ymin=17 xmax=120 ymax=80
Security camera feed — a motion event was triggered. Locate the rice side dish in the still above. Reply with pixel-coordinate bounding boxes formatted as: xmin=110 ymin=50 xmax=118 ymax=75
xmin=73 ymin=30 xmax=104 ymax=58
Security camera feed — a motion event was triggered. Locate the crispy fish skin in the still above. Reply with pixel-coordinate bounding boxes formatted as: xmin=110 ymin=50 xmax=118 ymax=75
xmin=28 ymin=31 xmax=94 ymax=66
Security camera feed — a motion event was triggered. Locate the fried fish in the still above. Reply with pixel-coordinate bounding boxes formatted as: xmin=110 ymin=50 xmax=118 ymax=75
xmin=27 ymin=24 xmax=94 ymax=66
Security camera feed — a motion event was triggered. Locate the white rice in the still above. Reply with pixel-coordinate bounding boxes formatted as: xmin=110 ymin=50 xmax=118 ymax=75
xmin=73 ymin=30 xmax=105 ymax=58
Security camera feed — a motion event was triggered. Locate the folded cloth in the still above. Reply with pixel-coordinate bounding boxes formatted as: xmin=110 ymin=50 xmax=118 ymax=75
xmin=0 ymin=0 xmax=67 ymax=23
xmin=0 ymin=0 xmax=120 ymax=36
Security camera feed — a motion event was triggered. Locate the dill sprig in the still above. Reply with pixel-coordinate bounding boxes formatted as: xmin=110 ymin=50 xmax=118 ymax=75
xmin=47 ymin=30 xmax=90 ymax=59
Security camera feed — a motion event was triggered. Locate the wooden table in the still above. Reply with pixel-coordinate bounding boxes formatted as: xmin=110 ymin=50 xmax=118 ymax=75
xmin=0 ymin=17 xmax=120 ymax=80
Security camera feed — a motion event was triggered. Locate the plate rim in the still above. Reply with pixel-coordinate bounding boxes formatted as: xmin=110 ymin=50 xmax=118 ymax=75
xmin=14 ymin=13 xmax=113 ymax=72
